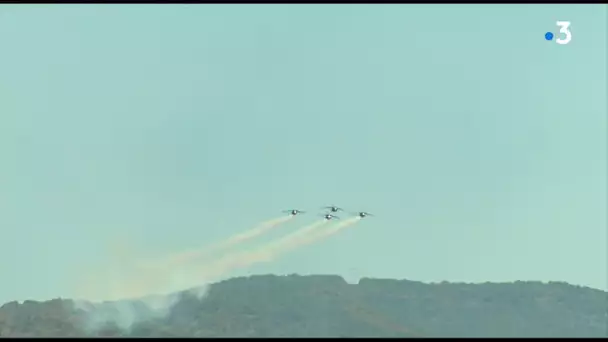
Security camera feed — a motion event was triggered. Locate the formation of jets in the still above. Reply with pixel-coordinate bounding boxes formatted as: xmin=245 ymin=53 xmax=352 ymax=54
xmin=282 ymin=205 xmax=373 ymax=220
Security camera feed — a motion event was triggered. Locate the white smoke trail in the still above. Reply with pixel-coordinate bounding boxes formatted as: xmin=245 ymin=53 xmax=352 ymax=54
xmin=237 ymin=216 xmax=362 ymax=266
xmin=148 ymin=215 xmax=294 ymax=271
xmin=299 ymin=216 xmax=362 ymax=245
xmin=259 ymin=219 xmax=330 ymax=256
xmin=72 ymin=216 xmax=362 ymax=332
xmin=71 ymin=216 xmax=296 ymax=333
xmin=73 ymin=235 xmax=149 ymax=303
xmin=247 ymin=217 xmax=362 ymax=262
xmin=181 ymin=217 xmax=362 ymax=284
xmin=185 ymin=216 xmax=363 ymax=282
xmin=257 ymin=220 xmax=333 ymax=257
xmin=190 ymin=219 xmax=331 ymax=281
xmin=75 ymin=216 xmax=295 ymax=303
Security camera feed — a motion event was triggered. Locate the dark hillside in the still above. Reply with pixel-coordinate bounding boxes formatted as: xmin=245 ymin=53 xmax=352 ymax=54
xmin=0 ymin=275 xmax=605 ymax=337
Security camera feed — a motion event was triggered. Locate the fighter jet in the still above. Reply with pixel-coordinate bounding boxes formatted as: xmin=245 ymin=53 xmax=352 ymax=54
xmin=322 ymin=205 xmax=344 ymax=213
xmin=356 ymin=211 xmax=374 ymax=218
xmin=321 ymin=213 xmax=340 ymax=220
xmin=283 ymin=209 xmax=305 ymax=216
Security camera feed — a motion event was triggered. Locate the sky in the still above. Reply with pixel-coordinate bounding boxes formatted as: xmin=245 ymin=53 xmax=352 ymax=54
xmin=0 ymin=5 xmax=606 ymax=304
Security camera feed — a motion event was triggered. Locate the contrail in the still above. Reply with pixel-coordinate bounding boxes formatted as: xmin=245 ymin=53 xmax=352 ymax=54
xmin=75 ymin=216 xmax=357 ymax=303
xmin=300 ymin=216 xmax=362 ymax=245
xmin=189 ymin=217 xmax=364 ymax=282
xmin=148 ymin=215 xmax=295 ymax=271
xmin=254 ymin=216 xmax=362 ymax=260
xmin=252 ymin=219 xmax=331 ymax=258
xmin=259 ymin=219 xmax=335 ymax=257
xmin=155 ymin=217 xmax=357 ymax=296
xmin=192 ymin=219 xmax=331 ymax=280
xmin=73 ymin=216 xmax=296 ymax=302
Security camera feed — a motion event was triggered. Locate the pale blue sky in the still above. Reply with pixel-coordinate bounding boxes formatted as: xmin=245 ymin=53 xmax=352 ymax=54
xmin=1 ymin=5 xmax=606 ymax=304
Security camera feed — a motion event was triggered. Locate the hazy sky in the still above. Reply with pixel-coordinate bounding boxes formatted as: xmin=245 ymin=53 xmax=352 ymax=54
xmin=1 ymin=5 xmax=606 ymax=304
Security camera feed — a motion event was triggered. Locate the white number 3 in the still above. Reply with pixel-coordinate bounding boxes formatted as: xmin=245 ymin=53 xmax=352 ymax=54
xmin=556 ymin=21 xmax=572 ymax=45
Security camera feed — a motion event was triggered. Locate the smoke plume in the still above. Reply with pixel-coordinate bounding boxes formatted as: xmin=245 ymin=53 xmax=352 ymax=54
xmin=71 ymin=215 xmax=361 ymax=333
xmin=149 ymin=216 xmax=294 ymax=271
xmin=185 ymin=219 xmax=332 ymax=281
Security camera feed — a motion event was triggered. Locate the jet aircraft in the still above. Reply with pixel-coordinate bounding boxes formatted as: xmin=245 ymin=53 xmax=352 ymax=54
xmin=356 ymin=211 xmax=374 ymax=218
xmin=321 ymin=213 xmax=340 ymax=220
xmin=283 ymin=209 xmax=305 ymax=216
xmin=323 ymin=206 xmax=344 ymax=213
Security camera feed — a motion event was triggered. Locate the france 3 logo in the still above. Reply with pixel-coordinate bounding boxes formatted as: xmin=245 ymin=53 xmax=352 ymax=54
xmin=545 ymin=21 xmax=572 ymax=45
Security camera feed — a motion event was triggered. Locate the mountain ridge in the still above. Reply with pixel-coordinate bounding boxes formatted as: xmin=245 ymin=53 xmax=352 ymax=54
xmin=1 ymin=274 xmax=606 ymax=337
